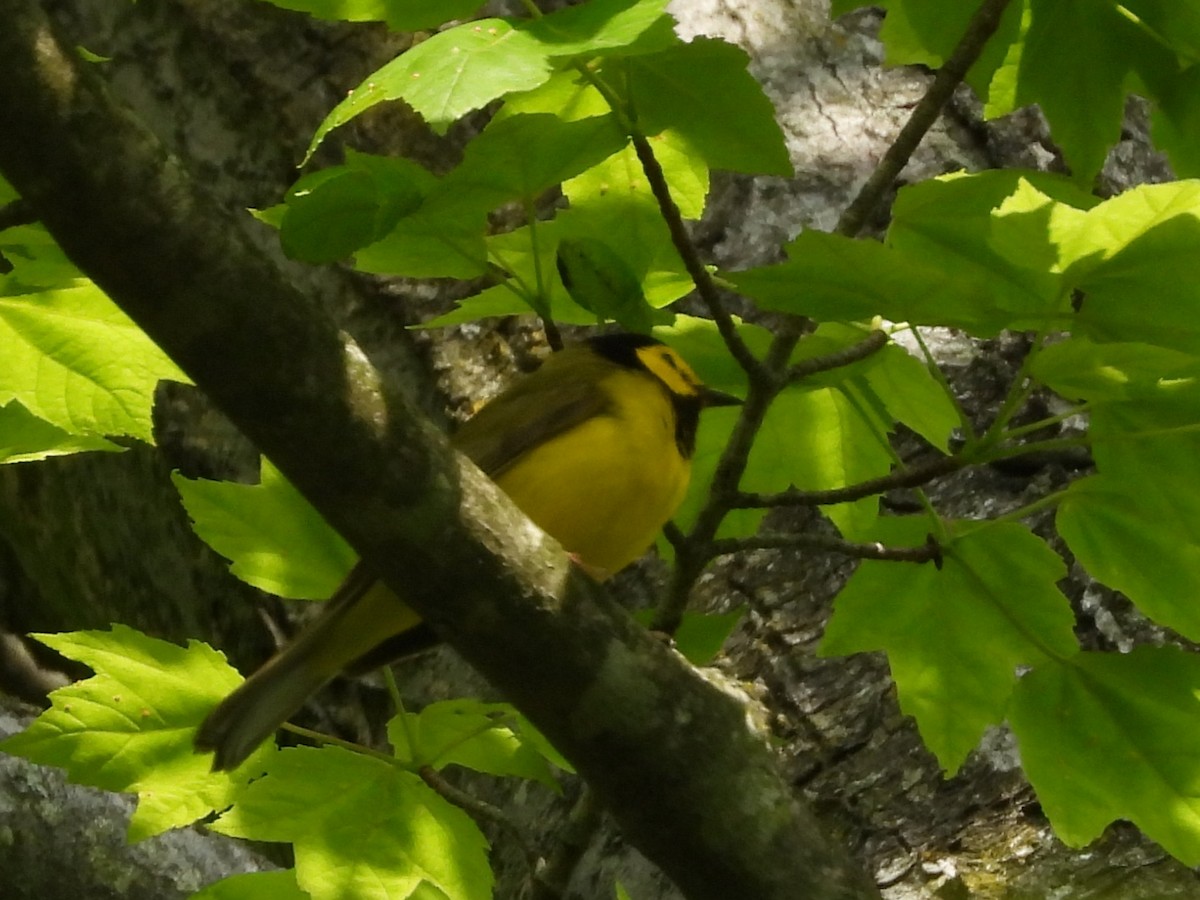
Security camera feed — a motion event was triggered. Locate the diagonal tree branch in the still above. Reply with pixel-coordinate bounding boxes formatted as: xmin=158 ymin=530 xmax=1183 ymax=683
xmin=0 ymin=3 xmax=879 ymax=899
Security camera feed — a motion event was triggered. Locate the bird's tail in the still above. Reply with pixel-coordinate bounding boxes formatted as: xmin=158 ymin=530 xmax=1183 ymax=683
xmin=195 ymin=567 xmax=424 ymax=771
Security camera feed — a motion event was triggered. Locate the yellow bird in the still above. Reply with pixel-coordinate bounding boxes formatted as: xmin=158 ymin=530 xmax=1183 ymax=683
xmin=195 ymin=332 xmax=740 ymax=770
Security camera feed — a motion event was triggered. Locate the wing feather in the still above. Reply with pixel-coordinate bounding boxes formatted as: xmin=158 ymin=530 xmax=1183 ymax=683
xmin=450 ymin=348 xmax=613 ymax=477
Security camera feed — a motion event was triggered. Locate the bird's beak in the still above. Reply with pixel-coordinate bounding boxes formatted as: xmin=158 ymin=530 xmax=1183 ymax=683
xmin=700 ymin=386 xmax=743 ymax=408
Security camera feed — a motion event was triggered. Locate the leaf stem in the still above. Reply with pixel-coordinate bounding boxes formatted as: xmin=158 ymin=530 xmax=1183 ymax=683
xmin=987 ymin=489 xmax=1069 ymax=526
xmin=280 ymin=722 xmax=397 ymax=765
xmin=1000 ymin=402 xmax=1089 ymax=441
xmin=909 ymin=326 xmax=977 ymax=442
xmin=417 ymin=765 xmax=541 ymax=875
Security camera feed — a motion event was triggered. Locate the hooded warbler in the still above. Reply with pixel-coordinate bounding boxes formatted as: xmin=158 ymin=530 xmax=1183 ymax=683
xmin=195 ymin=332 xmax=740 ymax=770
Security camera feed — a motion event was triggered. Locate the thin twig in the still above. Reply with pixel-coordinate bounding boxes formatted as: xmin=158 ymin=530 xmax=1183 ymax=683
xmin=629 ymin=132 xmax=763 ymax=379
xmin=656 ymin=0 xmax=1013 ymax=629
xmin=709 ymin=531 xmax=942 ymax=565
xmin=655 ymin=336 xmax=795 ymax=632
xmin=788 ymin=329 xmax=889 ymax=382
xmin=729 ymin=455 xmax=963 ymax=509
xmin=836 ymin=0 xmax=1017 ymax=238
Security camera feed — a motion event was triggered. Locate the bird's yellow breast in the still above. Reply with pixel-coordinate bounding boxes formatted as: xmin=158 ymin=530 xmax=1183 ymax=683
xmin=492 ymin=366 xmax=690 ymax=577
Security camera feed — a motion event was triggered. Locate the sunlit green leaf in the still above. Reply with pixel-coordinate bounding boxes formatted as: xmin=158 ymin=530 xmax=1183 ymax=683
xmin=191 ymin=870 xmax=308 ymax=900
xmin=822 ymin=521 xmax=1078 ymax=772
xmin=0 ymin=626 xmax=267 ymax=840
xmin=309 ymin=19 xmax=552 ymax=150
xmin=0 ymin=399 xmax=122 ymax=463
xmin=616 ymin=38 xmax=792 ymax=176
xmin=1066 ymin=182 xmax=1200 ymax=355
xmin=0 ymin=283 xmax=187 ymax=442
xmin=888 ymin=172 xmax=1094 ymax=333
xmin=1030 ymin=338 xmax=1200 ymax=402
xmin=388 ymin=699 xmax=557 ymax=787
xmin=522 ymin=0 xmax=673 ymax=57
xmin=255 ymin=0 xmax=484 ymax=30
xmin=213 ymin=746 xmax=492 ymax=900
xmin=1011 ymin=647 xmax=1200 ymax=864
xmin=173 ymin=458 xmax=355 ymax=600
xmin=1058 ymin=475 xmax=1200 ymax=641
xmin=1057 ymin=375 xmax=1200 ymax=639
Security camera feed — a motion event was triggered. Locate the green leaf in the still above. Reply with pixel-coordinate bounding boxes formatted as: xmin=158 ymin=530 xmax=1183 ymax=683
xmin=784 ymin=323 xmax=958 ymax=522
xmin=854 ymin=343 xmax=959 ymax=453
xmin=504 ymin=711 xmax=573 ymax=774
xmin=279 ymin=154 xmax=428 ymax=264
xmin=353 ymin=210 xmax=489 ymax=278
xmin=556 ymin=237 xmax=667 ymax=332
xmin=522 ymin=0 xmax=673 ymax=57
xmin=1015 ymin=0 xmax=1150 ymax=183
xmin=555 ymin=130 xmax=707 ymax=313
xmin=213 ymin=746 xmax=493 ymax=900
xmin=1055 ymin=374 xmax=1200 ymax=640
xmin=1152 ymin=66 xmax=1200 ymax=178
xmin=691 ymin=380 xmax=891 ymax=542
xmin=988 ymin=174 xmax=1093 ymax=276
xmin=857 ymin=0 xmax=1026 ymax=104
xmin=309 ymin=19 xmax=552 ymax=151
xmin=728 ymin=231 xmax=970 ymax=326
xmin=821 ymin=521 xmax=1079 ymax=773
xmin=887 ymin=172 xmax=1094 ymax=333
xmin=1010 ymin=647 xmax=1200 ymax=864
xmin=500 ymin=69 xmax=611 ymax=122
xmin=254 ymin=0 xmax=484 ymax=30
xmin=1058 ymin=475 xmax=1200 ymax=641
xmin=1030 ymin=338 xmax=1199 ymax=402
xmin=654 ymin=314 xmax=765 ymax=395
xmin=172 ymin=458 xmax=355 ymax=600
xmin=673 ymin=608 xmax=745 ymax=665
xmin=0 ymin=172 xmax=17 ymax=204
xmin=388 ymin=699 xmax=557 ymax=786
xmin=0 ymin=399 xmax=122 ymax=463
xmin=564 ymin=126 xmax=708 ymax=219
xmin=0 ymin=222 xmax=81 ymax=290
xmin=618 ymin=38 xmax=792 ymax=176
xmin=0 ymin=283 xmax=188 ymax=442
xmin=441 ymin=113 xmax=628 ymax=212
xmin=191 ymin=870 xmax=308 ymax=900
xmin=416 ymin=288 xmax=545 ymax=329
xmin=0 ymin=626 xmax=266 ymax=840
xmin=1066 ymin=182 xmax=1200 ymax=355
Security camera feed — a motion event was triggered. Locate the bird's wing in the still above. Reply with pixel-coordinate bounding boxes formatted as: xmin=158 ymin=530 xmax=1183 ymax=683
xmin=451 ymin=363 xmax=611 ymax=478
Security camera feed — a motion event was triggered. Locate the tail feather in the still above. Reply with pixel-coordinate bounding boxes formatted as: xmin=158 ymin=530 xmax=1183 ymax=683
xmin=195 ymin=567 xmax=424 ymax=771
xmin=194 ymin=635 xmax=335 ymax=771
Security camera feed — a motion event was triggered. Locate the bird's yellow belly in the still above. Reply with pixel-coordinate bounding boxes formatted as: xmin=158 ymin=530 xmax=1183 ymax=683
xmin=495 ymin=378 xmax=689 ymax=576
